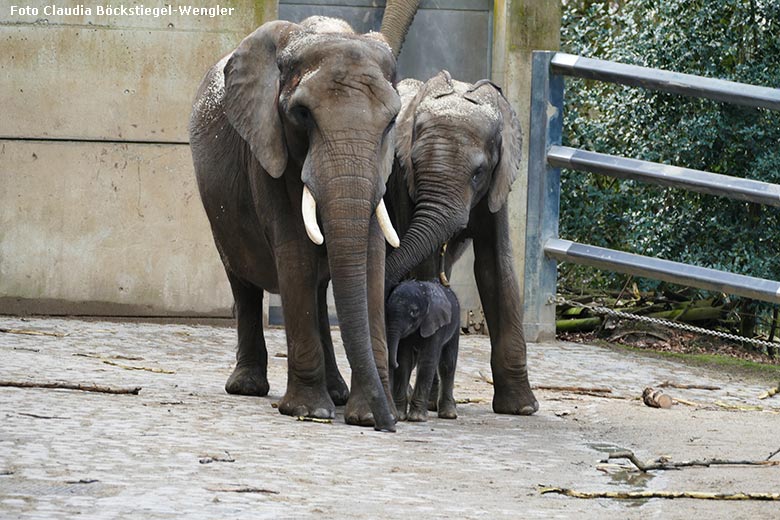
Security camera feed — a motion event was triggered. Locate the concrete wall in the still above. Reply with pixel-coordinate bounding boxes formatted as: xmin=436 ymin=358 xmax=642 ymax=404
xmin=0 ymin=1 xmax=277 ymax=316
xmin=0 ymin=0 xmax=560 ymax=321
xmin=492 ymin=0 xmax=561 ymax=333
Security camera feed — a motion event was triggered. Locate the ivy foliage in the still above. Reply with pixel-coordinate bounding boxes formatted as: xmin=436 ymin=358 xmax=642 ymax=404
xmin=559 ymin=0 xmax=780 ymax=293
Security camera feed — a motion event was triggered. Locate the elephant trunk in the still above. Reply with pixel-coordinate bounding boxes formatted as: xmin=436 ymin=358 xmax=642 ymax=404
xmin=385 ymin=198 xmax=465 ymax=289
xmin=385 ymin=320 xmax=403 ymax=370
xmin=320 ymin=180 xmax=395 ymax=432
xmin=381 ymin=0 xmax=420 ymax=58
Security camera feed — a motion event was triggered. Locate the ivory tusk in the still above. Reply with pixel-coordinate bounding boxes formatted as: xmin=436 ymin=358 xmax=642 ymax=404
xmin=301 ymin=185 xmax=324 ymax=245
xmin=376 ymin=199 xmax=400 ymax=248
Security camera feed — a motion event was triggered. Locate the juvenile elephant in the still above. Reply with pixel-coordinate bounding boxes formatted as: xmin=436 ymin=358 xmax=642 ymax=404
xmin=189 ymin=17 xmax=401 ymax=431
xmin=386 ymin=280 xmax=460 ymax=422
xmin=382 ymin=71 xmax=539 ymax=417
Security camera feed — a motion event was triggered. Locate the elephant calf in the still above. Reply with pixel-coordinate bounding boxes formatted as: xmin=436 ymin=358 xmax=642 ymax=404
xmin=386 ymin=280 xmax=460 ymax=421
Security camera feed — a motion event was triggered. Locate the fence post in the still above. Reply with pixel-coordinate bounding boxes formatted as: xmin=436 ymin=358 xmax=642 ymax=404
xmin=523 ymin=51 xmax=564 ymax=342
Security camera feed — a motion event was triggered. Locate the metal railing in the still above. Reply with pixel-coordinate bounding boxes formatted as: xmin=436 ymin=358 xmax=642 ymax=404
xmin=522 ymin=51 xmax=780 ymax=342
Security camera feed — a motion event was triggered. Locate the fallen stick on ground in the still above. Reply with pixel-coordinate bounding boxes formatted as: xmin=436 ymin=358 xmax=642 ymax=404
xmin=0 ymin=327 xmax=66 ymax=337
xmin=0 ymin=381 xmax=141 ymax=395
xmin=296 ymin=416 xmax=332 ymax=424
xmin=539 ymin=487 xmax=780 ymax=500
xmin=715 ymin=401 xmax=763 ymax=411
xmin=672 ymin=397 xmax=702 ymax=407
xmin=767 ymin=448 xmax=780 ymax=461
xmin=477 ymin=370 xmax=493 ymax=385
xmin=605 ymin=450 xmax=780 ymax=472
xmin=207 ymin=486 xmax=279 ymax=494
xmin=455 ymin=397 xmax=485 ymax=404
xmin=658 ymin=381 xmax=721 ymax=391
xmin=758 ymin=383 xmax=779 ymax=400
xmin=100 ymin=359 xmax=174 ymax=374
xmin=533 ymin=385 xmax=613 ymax=394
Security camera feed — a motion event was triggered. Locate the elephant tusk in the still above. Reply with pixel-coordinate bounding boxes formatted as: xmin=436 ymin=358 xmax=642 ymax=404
xmin=302 ymin=185 xmax=324 ymax=245
xmin=376 ymin=199 xmax=400 ymax=248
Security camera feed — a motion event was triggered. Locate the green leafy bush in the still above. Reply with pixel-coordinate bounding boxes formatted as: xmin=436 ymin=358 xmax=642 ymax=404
xmin=559 ymin=0 xmax=780 ymax=333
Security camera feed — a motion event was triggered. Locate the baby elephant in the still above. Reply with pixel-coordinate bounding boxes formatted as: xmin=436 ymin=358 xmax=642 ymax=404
xmin=386 ymin=280 xmax=460 ymax=421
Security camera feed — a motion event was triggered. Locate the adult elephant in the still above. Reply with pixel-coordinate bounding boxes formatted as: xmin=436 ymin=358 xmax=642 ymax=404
xmin=189 ymin=17 xmax=401 ymax=431
xmin=383 ymin=71 xmax=539 ymax=416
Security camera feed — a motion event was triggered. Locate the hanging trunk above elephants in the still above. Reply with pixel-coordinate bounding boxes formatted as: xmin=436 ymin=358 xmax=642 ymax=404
xmin=380 ymin=0 xmax=420 ymax=58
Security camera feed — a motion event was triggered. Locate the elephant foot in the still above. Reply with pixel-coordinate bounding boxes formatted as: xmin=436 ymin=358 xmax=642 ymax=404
xmin=437 ymin=399 xmax=457 ymax=419
xmin=327 ymin=375 xmax=350 ymax=406
xmin=492 ymin=379 xmax=539 ymax=416
xmin=225 ymin=364 xmax=270 ymax=396
xmin=406 ymin=405 xmax=428 ymax=422
xmin=345 ymin=392 xmax=396 ymax=431
xmin=278 ymin=384 xmax=335 ymax=419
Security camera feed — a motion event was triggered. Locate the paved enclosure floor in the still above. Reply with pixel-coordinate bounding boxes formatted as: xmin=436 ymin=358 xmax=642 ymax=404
xmin=1 ymin=316 xmax=779 ymax=519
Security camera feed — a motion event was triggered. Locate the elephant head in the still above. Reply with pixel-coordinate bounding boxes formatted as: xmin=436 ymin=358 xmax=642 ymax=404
xmin=221 ymin=18 xmax=402 ymax=429
xmin=385 ymin=280 xmax=452 ymax=369
xmin=384 ymin=71 xmax=523 ymax=287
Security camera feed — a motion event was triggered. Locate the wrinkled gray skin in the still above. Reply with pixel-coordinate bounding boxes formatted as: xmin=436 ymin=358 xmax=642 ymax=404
xmin=383 ymin=71 xmax=539 ymax=416
xmin=189 ymin=17 xmax=400 ymax=431
xmin=386 ymin=280 xmax=460 ymax=422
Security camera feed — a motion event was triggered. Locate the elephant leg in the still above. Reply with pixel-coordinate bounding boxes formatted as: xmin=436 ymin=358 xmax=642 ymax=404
xmin=436 ymin=334 xmax=459 ymax=419
xmin=345 ymin=219 xmax=397 ymax=425
xmin=472 ymin=204 xmax=538 ymax=415
xmin=317 ymin=280 xmax=349 ymax=405
xmin=224 ymin=272 xmax=269 ymax=397
xmin=407 ymin=342 xmax=440 ymax=422
xmin=276 ymin=244 xmax=334 ymax=419
xmin=392 ymin=343 xmax=414 ymax=421
xmin=427 ymin=373 xmax=439 ymax=411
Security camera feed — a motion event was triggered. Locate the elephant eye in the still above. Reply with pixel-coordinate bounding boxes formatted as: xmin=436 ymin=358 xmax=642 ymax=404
xmin=290 ymin=105 xmax=313 ymax=127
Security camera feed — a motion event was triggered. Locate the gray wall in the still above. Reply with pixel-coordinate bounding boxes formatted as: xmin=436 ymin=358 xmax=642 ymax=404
xmin=0 ymin=1 xmax=560 ymax=327
xmin=0 ymin=1 xmax=276 ymax=316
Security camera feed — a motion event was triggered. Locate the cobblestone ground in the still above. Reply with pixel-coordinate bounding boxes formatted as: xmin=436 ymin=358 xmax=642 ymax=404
xmin=1 ymin=316 xmax=779 ymax=519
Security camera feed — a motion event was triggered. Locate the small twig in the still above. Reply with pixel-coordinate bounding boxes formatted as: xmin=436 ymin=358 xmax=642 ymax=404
xmin=540 ymin=487 xmax=780 ymax=500
xmin=296 ymin=416 xmax=332 ymax=424
xmin=715 ymin=401 xmax=763 ymax=411
xmin=0 ymin=470 xmax=14 ymax=476
xmin=605 ymin=450 xmax=780 ymax=472
xmin=13 ymin=347 xmax=40 ymax=353
xmin=658 ymin=381 xmax=721 ymax=391
xmin=767 ymin=448 xmax=780 ymax=461
xmin=100 ymin=359 xmax=174 ymax=374
xmin=0 ymin=327 xmax=66 ymax=337
xmin=207 ymin=486 xmax=279 ymax=494
xmin=17 ymin=412 xmax=69 ymax=420
xmin=199 ymin=451 xmax=235 ymax=464
xmin=0 ymin=381 xmax=141 ymax=395
xmin=455 ymin=397 xmax=485 ymax=404
xmin=74 ymin=353 xmax=144 ymax=361
xmin=673 ymin=397 xmax=702 ymax=407
xmin=478 ymin=370 xmax=493 ymax=385
xmin=65 ymin=479 xmax=99 ymax=484
xmin=533 ymin=385 xmax=613 ymax=394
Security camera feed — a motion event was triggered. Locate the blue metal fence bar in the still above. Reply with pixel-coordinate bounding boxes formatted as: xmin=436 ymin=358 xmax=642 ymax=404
xmin=546 ymin=239 xmax=780 ymax=305
xmin=523 ymin=51 xmax=564 ymax=342
xmin=548 ymin=146 xmax=780 ymax=208
xmin=551 ymin=53 xmax=780 ymax=111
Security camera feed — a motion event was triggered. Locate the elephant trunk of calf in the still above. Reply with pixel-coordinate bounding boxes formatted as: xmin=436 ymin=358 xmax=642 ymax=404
xmin=320 ymin=186 xmax=395 ymax=432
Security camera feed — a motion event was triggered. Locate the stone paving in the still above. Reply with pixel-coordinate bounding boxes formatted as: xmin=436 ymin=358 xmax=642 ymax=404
xmin=1 ymin=316 xmax=779 ymax=519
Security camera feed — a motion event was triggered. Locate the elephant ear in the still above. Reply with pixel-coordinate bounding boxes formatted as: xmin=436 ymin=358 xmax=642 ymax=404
xmin=467 ymin=81 xmax=523 ymax=213
xmin=420 ymin=283 xmax=452 ymax=338
xmin=397 ymin=71 xmax=455 ymax=199
xmin=224 ymin=21 xmax=296 ymax=179
xmin=395 ymin=78 xmax=424 ymax=196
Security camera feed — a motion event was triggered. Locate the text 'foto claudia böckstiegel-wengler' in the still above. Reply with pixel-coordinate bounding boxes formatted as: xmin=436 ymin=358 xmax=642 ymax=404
xmin=9 ymin=4 xmax=237 ymax=18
